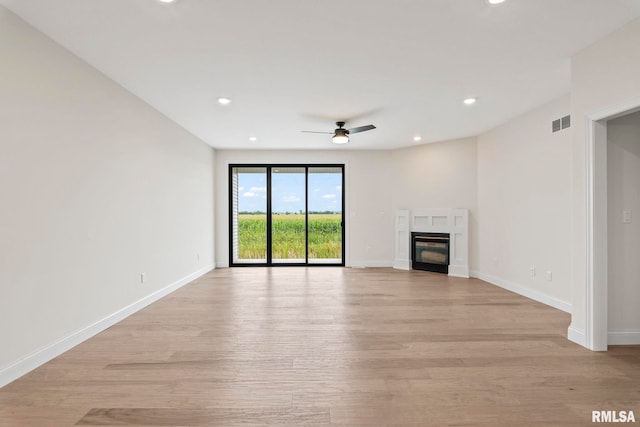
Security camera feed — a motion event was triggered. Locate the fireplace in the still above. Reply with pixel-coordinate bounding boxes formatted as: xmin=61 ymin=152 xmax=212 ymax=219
xmin=394 ymin=209 xmax=469 ymax=277
xmin=411 ymin=232 xmax=450 ymax=274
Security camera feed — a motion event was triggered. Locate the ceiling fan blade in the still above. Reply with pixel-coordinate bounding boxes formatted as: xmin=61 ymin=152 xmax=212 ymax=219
xmin=348 ymin=124 xmax=376 ymax=134
xmin=301 ymin=130 xmax=333 ymax=134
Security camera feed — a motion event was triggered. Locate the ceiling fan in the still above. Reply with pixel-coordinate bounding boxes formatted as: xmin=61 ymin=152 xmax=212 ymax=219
xmin=302 ymin=121 xmax=376 ymax=144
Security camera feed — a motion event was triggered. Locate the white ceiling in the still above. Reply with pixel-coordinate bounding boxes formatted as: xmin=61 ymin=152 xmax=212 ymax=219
xmin=3 ymin=0 xmax=640 ymax=150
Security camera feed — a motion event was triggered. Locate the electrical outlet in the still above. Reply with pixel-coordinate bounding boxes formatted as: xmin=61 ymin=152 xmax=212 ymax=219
xmin=530 ymin=267 xmax=536 ymax=277
xmin=140 ymin=273 xmax=145 ymax=284
xmin=546 ymin=271 xmax=552 ymax=281
xmin=197 ymin=253 xmax=200 ymax=262
xmin=623 ymin=210 xmax=632 ymax=224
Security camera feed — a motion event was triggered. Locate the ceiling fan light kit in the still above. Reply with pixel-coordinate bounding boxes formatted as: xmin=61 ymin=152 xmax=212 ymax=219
xmin=332 ymin=132 xmax=349 ymax=144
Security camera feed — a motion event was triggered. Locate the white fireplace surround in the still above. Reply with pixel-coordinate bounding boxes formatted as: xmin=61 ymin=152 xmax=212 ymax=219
xmin=394 ymin=208 xmax=470 ymax=278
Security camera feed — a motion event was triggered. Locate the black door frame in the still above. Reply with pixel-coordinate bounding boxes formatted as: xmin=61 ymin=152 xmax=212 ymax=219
xmin=229 ymin=164 xmax=345 ymax=267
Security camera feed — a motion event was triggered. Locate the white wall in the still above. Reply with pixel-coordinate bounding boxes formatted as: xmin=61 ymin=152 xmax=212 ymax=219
xmin=607 ymin=111 xmax=640 ymax=334
xmin=477 ymin=95 xmax=572 ymax=311
xmin=570 ymin=16 xmax=640 ymax=344
xmin=214 ymin=150 xmax=394 ymax=267
xmin=390 ymin=137 xmax=479 ymax=270
xmin=0 ymin=7 xmax=215 ymax=382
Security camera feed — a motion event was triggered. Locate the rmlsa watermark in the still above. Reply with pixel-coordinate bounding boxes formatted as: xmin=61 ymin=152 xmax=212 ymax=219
xmin=592 ymin=410 xmax=636 ymax=423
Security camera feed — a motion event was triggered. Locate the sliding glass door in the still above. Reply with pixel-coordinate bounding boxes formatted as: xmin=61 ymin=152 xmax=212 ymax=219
xmin=308 ymin=167 xmax=343 ymax=264
xmin=230 ymin=164 xmax=344 ymax=266
xmin=230 ymin=167 xmax=267 ymax=264
xmin=271 ymin=167 xmax=306 ymax=264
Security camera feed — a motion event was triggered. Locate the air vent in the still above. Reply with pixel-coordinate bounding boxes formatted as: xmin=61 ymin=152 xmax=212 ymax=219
xmin=552 ymin=115 xmax=571 ymax=133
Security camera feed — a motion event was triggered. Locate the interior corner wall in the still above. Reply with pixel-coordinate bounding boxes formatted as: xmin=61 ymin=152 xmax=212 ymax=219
xmin=477 ymin=95 xmax=572 ymax=311
xmin=607 ymin=111 xmax=640 ymax=334
xmin=0 ymin=6 xmax=215 ymax=380
xmin=214 ymin=150 xmax=394 ymax=268
xmin=570 ymin=16 xmax=640 ymax=340
xmin=389 ymin=137 xmax=479 ymax=271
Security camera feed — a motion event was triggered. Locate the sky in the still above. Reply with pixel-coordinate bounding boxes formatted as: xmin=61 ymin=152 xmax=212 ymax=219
xmin=237 ymin=171 xmax=342 ymax=213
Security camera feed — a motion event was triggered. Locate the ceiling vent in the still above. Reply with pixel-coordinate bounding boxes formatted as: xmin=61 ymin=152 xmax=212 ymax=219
xmin=552 ymin=115 xmax=571 ymax=133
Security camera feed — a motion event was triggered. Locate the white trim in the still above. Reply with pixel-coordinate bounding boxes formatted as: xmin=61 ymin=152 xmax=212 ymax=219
xmin=477 ymin=272 xmax=572 ymax=313
xmin=393 ymin=260 xmax=410 ymax=270
xmin=0 ymin=265 xmax=214 ymax=388
xmin=568 ymin=324 xmax=587 ymax=347
xmin=584 ymin=115 xmax=596 ymax=350
xmin=608 ymin=330 xmax=640 ymax=345
xmin=348 ymin=260 xmax=393 ymax=268
xmin=586 ymin=116 xmax=609 ymax=351
xmin=583 ymin=97 xmax=640 ymax=351
xmin=589 ymin=97 xmax=640 ymax=122
xmin=448 ymin=265 xmax=469 ymax=278
xmin=393 ymin=209 xmax=410 ymax=271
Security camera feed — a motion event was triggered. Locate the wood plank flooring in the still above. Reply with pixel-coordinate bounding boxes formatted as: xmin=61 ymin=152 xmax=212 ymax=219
xmin=1 ymin=267 xmax=639 ymax=426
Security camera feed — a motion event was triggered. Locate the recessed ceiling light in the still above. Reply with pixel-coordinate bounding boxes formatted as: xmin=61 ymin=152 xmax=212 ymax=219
xmin=413 ymin=136 xmax=422 ymax=142
xmin=463 ymin=97 xmax=477 ymax=105
xmin=249 ymin=137 xmax=257 ymax=142
xmin=158 ymin=0 xmax=176 ymax=3
xmin=488 ymin=0 xmax=506 ymax=4
xmin=217 ymin=97 xmax=232 ymax=105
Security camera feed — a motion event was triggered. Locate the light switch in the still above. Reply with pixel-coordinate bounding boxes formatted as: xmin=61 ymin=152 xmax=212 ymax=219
xmin=623 ymin=210 xmax=632 ymax=224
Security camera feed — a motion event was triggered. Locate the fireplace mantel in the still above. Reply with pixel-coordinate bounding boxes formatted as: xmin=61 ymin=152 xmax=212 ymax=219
xmin=394 ymin=208 xmax=469 ymax=278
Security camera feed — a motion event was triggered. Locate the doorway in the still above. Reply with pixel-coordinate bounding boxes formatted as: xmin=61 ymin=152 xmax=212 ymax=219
xmin=585 ymin=102 xmax=640 ymax=350
xmin=606 ymin=111 xmax=640 ymax=345
xmin=229 ymin=164 xmax=345 ymax=266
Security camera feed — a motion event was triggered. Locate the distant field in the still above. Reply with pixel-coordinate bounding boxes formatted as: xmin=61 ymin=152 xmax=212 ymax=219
xmin=238 ymin=214 xmax=341 ymax=260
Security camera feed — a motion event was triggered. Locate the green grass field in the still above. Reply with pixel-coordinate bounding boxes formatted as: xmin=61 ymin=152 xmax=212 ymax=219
xmin=238 ymin=214 xmax=341 ymax=260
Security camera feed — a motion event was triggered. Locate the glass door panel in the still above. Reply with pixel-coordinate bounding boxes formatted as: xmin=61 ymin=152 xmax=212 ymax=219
xmin=231 ymin=167 xmax=267 ymax=264
xmin=271 ymin=167 xmax=306 ymax=264
xmin=308 ymin=167 xmax=343 ymax=264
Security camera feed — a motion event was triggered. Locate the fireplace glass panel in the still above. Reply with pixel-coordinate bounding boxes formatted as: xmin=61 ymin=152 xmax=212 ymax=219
xmin=415 ymin=240 xmax=448 ymax=264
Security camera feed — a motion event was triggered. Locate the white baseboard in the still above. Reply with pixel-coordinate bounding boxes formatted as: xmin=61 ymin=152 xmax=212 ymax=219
xmin=608 ymin=330 xmax=640 ymax=345
xmin=349 ymin=260 xmax=393 ymax=268
xmin=476 ymin=272 xmax=572 ymax=313
xmin=568 ymin=324 xmax=587 ymax=347
xmin=0 ymin=264 xmax=214 ymax=388
xmin=448 ymin=265 xmax=469 ymax=278
xmin=393 ymin=259 xmax=410 ymax=270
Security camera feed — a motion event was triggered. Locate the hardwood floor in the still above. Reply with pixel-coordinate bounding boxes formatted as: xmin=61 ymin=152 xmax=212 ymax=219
xmin=1 ymin=267 xmax=639 ymax=426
